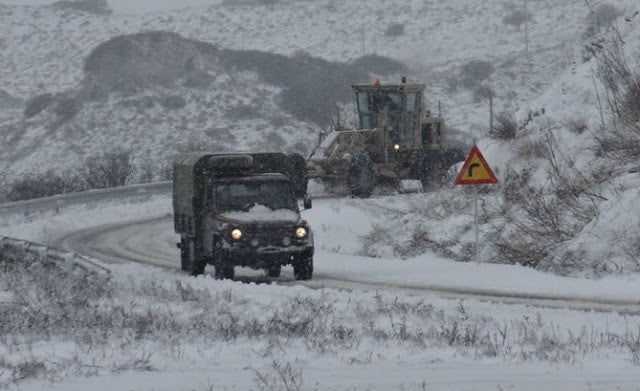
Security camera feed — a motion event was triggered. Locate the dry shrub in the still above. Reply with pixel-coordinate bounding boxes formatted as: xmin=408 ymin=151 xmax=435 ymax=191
xmin=500 ymin=167 xmax=532 ymax=205
xmin=489 ymin=112 xmax=517 ymax=140
xmin=568 ymin=117 xmax=589 ymax=134
xmin=84 ymin=148 xmax=134 ymax=189
xmin=460 ymin=60 xmax=494 ymax=89
xmin=2 ymin=148 xmax=137 ymax=201
xmin=3 ymin=171 xmax=85 ymax=201
xmin=583 ymin=3 xmax=622 ymax=38
xmin=492 ymin=132 xmax=602 ymax=269
xmin=502 ymin=8 xmax=532 ymax=31
xmin=23 ymin=93 xmax=53 ymax=118
xmin=473 ymin=84 xmax=495 ymax=103
xmin=593 ymin=33 xmax=640 ymax=161
xmin=384 ymin=23 xmax=405 ymax=37
xmin=514 ymin=136 xmax=548 ymax=159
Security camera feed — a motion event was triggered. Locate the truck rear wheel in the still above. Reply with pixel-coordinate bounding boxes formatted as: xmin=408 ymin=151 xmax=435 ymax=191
xmin=190 ymin=259 xmax=206 ymax=276
xmin=287 ymin=153 xmax=308 ymax=198
xmin=266 ymin=265 xmax=282 ymax=278
xmin=293 ymin=257 xmax=313 ymax=280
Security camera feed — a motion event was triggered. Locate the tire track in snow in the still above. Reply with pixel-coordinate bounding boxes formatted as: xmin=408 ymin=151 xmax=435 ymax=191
xmin=53 ymin=215 xmax=640 ymax=316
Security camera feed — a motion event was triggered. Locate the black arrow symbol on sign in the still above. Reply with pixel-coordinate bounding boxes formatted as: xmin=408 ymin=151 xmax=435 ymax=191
xmin=467 ymin=163 xmax=480 ymax=177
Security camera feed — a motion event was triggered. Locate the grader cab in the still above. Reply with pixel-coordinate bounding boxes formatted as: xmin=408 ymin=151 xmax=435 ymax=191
xmin=307 ymin=78 xmax=463 ymax=197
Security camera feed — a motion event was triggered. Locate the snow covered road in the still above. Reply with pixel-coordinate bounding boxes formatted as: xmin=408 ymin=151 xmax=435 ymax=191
xmin=49 ymin=199 xmax=640 ymax=315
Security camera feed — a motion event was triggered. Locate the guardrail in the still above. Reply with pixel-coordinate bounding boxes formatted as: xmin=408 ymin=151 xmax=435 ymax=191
xmin=0 ymin=236 xmax=111 ymax=275
xmin=0 ymin=182 xmax=173 ymax=273
xmin=0 ymin=181 xmax=172 ymax=216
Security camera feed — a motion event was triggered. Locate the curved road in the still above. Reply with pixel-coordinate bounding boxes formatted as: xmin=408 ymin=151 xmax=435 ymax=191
xmin=54 ymin=214 xmax=640 ymax=315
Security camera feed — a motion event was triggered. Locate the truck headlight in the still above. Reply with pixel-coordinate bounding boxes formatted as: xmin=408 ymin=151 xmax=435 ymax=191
xmin=295 ymin=227 xmax=307 ymax=239
xmin=230 ymin=228 xmax=243 ymax=240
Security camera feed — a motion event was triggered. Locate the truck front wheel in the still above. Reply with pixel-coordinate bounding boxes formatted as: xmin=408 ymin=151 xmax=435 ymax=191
xmin=293 ymin=257 xmax=313 ymax=280
xmin=180 ymin=238 xmax=190 ymax=272
xmin=215 ymin=265 xmax=235 ymax=280
xmin=180 ymin=238 xmax=206 ymax=276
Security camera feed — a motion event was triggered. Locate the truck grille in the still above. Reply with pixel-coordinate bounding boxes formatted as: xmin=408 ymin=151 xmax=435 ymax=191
xmin=243 ymin=225 xmax=293 ymax=247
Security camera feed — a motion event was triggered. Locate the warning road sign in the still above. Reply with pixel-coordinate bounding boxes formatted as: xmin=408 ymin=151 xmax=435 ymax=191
xmin=454 ymin=144 xmax=498 ymax=185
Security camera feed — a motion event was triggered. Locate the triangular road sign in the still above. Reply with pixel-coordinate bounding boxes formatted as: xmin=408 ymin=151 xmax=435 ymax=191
xmin=454 ymin=144 xmax=498 ymax=185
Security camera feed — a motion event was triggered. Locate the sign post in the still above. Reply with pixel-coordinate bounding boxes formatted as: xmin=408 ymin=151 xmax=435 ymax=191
xmin=454 ymin=144 xmax=498 ymax=262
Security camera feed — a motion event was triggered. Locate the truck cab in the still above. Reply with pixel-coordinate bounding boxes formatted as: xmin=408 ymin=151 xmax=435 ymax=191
xmin=173 ymin=152 xmax=313 ymax=280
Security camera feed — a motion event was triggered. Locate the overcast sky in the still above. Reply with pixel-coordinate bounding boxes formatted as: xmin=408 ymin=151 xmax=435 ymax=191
xmin=1 ymin=0 xmax=222 ymax=14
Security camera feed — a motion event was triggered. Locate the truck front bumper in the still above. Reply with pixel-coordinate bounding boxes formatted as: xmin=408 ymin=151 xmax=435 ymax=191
xmin=218 ymin=245 xmax=314 ymax=269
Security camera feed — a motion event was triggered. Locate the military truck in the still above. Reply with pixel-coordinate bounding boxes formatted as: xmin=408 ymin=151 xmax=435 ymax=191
xmin=173 ymin=152 xmax=314 ymax=280
xmin=307 ymin=78 xmax=464 ymax=197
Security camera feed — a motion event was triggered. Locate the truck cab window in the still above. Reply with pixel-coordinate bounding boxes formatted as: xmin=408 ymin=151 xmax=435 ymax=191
xmin=214 ymin=181 xmax=296 ymax=212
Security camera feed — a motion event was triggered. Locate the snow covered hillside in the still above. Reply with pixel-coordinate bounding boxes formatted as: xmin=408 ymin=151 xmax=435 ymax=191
xmin=0 ymin=0 xmax=637 ymax=181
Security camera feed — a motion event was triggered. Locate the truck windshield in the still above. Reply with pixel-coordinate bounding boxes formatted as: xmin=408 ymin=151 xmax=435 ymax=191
xmin=214 ymin=180 xmax=297 ymax=212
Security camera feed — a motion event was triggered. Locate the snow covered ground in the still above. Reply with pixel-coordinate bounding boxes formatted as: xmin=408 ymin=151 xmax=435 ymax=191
xmin=1 ymin=0 xmax=640 ymax=389
xmin=1 ymin=193 xmax=640 ymax=390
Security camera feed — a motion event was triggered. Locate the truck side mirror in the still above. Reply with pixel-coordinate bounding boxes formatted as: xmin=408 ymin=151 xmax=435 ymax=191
xmin=303 ymin=194 xmax=312 ymax=210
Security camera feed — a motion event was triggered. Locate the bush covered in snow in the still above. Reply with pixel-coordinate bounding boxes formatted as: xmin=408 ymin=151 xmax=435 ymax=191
xmin=2 ymin=170 xmax=85 ymax=201
xmin=384 ymin=23 xmax=405 ymax=37
xmin=594 ymin=35 xmax=640 ymax=162
xmin=502 ymin=8 xmax=532 ymax=31
xmin=0 ymin=252 xmax=638 ymax=387
xmin=583 ymin=3 xmax=622 ymax=38
xmin=52 ymin=0 xmax=112 ymax=15
xmin=488 ymin=112 xmax=518 ymax=140
xmin=23 ymin=93 xmax=53 ymax=119
xmin=1 ymin=149 xmax=135 ymax=201
xmin=460 ymin=60 xmax=494 ymax=89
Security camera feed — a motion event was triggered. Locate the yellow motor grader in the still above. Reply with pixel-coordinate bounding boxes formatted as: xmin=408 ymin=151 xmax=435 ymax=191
xmin=307 ymin=78 xmax=464 ymax=197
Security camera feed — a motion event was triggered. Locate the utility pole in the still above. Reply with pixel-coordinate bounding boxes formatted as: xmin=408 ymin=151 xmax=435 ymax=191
xmin=55 ymin=22 xmax=62 ymax=92
xmin=489 ymin=94 xmax=493 ymax=133
xmin=524 ymin=0 xmax=529 ymax=59
xmin=361 ymin=25 xmax=366 ymax=56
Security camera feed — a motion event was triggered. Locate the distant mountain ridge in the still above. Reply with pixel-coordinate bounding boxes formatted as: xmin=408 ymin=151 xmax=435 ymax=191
xmin=80 ymin=31 xmax=405 ymax=125
xmin=52 ymin=0 xmax=112 ymax=15
xmin=0 ymin=0 xmax=637 ymax=184
xmin=0 ymin=28 xmax=404 ymax=182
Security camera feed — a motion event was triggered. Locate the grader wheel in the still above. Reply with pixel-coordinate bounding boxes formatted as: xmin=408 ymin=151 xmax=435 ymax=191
xmin=347 ymin=154 xmax=376 ymax=198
